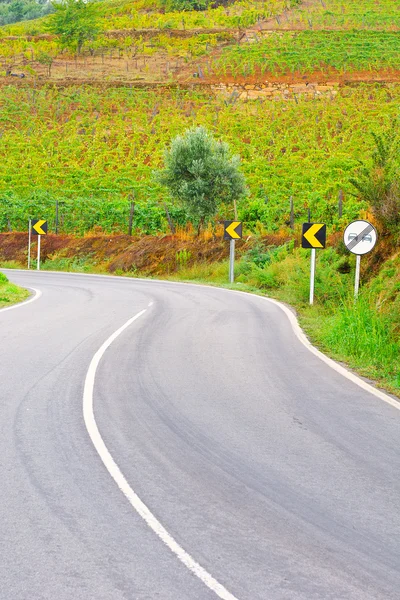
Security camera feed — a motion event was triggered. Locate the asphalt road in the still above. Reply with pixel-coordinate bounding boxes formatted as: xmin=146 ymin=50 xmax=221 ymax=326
xmin=1 ymin=270 xmax=400 ymax=600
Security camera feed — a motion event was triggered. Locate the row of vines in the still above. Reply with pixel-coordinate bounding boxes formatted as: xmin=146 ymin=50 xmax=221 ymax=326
xmin=212 ymin=31 xmax=400 ymax=77
xmin=284 ymin=0 xmax=400 ymax=31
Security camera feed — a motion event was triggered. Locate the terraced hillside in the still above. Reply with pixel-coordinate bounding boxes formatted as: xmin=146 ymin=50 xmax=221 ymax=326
xmin=0 ymin=0 xmax=399 ymax=234
xmin=0 ymin=0 xmax=399 ymax=84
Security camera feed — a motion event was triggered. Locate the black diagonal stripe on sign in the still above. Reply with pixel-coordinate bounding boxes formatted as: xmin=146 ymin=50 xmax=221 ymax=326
xmin=347 ymin=224 xmax=374 ymax=252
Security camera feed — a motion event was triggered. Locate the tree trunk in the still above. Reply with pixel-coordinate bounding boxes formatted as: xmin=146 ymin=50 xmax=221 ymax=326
xmin=128 ymin=197 xmax=135 ymax=236
xmin=233 ymin=197 xmax=238 ymax=219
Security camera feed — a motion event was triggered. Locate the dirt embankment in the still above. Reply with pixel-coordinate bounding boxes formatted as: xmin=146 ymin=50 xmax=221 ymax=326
xmin=0 ymin=230 xmax=396 ymax=280
xmin=0 ymin=231 xmax=268 ymax=275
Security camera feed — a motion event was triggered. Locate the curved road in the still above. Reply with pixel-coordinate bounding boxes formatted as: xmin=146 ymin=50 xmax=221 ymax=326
xmin=1 ymin=270 xmax=400 ymax=600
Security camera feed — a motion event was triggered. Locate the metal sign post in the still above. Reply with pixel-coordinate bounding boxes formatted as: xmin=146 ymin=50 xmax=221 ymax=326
xmin=309 ymin=248 xmax=316 ymax=305
xmin=37 ymin=235 xmax=41 ymax=271
xmin=224 ymin=221 xmax=242 ymax=284
xmin=27 ymin=219 xmax=32 ymax=269
xmin=354 ymin=254 xmax=361 ymax=298
xmin=301 ymin=223 xmax=327 ymax=305
xmin=229 ymin=239 xmax=235 ymax=284
xmin=343 ymin=220 xmax=377 ymax=299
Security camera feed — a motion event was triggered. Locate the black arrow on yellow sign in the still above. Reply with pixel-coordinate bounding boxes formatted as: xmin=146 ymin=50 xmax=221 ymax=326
xmin=301 ymin=223 xmax=326 ymax=249
xmin=224 ymin=221 xmax=242 ymax=240
xmin=32 ymin=219 xmax=48 ymax=235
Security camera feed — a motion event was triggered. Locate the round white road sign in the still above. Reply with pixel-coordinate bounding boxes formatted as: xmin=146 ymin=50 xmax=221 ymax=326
xmin=344 ymin=220 xmax=377 ymax=255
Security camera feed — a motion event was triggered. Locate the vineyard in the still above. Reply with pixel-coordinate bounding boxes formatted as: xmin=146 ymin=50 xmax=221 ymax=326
xmin=0 ymin=0 xmax=400 ymax=235
xmin=1 ymin=0 xmax=295 ymax=35
xmin=0 ymin=83 xmax=399 ymax=233
xmin=271 ymin=0 xmax=400 ymax=30
xmin=212 ymin=31 xmax=400 ymax=78
xmin=0 ymin=0 xmax=399 ymax=85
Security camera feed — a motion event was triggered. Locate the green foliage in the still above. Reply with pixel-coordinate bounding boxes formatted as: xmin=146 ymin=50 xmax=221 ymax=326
xmin=244 ymin=245 xmax=399 ymax=389
xmin=368 ymin=254 xmax=400 ymax=335
xmin=175 ymin=248 xmax=192 ymax=268
xmin=0 ymin=0 xmax=52 ymax=26
xmin=40 ymin=254 xmax=102 ymax=272
xmin=350 ymin=123 xmax=400 ymax=234
xmin=162 ymin=0 xmax=210 ymax=11
xmin=0 ymin=272 xmax=9 ymax=283
xmin=36 ymin=50 xmax=55 ymax=75
xmin=46 ymin=0 xmax=100 ymax=54
xmin=157 ymin=126 xmax=247 ymax=226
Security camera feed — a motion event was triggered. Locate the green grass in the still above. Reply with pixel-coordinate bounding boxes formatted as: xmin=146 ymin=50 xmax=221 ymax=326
xmin=320 ymin=296 xmax=399 ymax=384
xmin=40 ymin=255 xmax=108 ymax=273
xmin=0 ymin=271 xmax=30 ymax=307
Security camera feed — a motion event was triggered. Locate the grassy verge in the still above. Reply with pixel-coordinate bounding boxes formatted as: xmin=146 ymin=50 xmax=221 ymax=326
xmin=0 ymin=271 xmax=30 ymax=308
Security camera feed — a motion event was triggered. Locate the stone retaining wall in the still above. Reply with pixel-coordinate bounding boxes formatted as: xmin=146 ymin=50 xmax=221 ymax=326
xmin=211 ymin=81 xmax=339 ymax=100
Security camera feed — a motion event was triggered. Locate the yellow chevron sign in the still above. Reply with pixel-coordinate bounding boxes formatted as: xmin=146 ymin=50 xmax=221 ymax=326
xmin=224 ymin=221 xmax=242 ymax=240
xmin=302 ymin=223 xmax=326 ymax=249
xmin=32 ymin=219 xmax=48 ymax=235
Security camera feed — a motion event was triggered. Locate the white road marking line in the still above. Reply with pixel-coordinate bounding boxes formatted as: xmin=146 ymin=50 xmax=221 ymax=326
xmin=0 ymin=286 xmax=41 ymax=313
xmin=83 ymin=309 xmax=239 ymax=600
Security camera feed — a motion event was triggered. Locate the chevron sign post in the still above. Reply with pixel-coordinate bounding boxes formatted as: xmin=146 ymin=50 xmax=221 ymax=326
xmin=30 ymin=219 xmax=48 ymax=271
xmin=224 ymin=221 xmax=242 ymax=283
xmin=301 ymin=223 xmax=327 ymax=305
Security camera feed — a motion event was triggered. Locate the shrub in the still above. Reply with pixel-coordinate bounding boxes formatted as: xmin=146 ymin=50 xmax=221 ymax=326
xmin=350 ymin=125 xmax=400 ymax=235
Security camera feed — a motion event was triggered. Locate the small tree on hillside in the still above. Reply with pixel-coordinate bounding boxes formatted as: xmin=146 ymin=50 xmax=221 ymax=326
xmin=157 ymin=126 xmax=247 ymax=231
xmin=47 ymin=0 xmax=100 ymax=55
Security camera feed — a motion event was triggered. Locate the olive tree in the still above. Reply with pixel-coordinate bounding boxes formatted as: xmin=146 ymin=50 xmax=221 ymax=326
xmin=157 ymin=126 xmax=247 ymax=230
